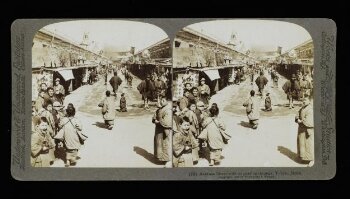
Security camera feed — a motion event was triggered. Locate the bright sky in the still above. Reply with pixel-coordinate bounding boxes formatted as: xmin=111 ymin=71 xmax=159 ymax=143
xmin=188 ymin=20 xmax=312 ymax=53
xmin=43 ymin=20 xmax=168 ymax=52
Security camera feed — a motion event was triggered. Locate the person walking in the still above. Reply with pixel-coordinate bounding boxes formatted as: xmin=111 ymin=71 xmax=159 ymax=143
xmin=55 ymin=104 xmax=84 ymax=167
xmin=199 ymin=105 xmax=228 ymax=166
xmin=255 ymin=71 xmax=268 ymax=97
xmin=243 ymin=90 xmax=260 ymax=129
xmin=98 ymin=90 xmax=116 ymax=130
xmin=109 ymin=71 xmax=122 ymax=96
xmin=282 ymin=74 xmax=301 ymax=109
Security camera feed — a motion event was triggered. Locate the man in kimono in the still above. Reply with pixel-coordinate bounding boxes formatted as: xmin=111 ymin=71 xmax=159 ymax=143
xmin=255 ymin=71 xmax=268 ymax=97
xmin=98 ymin=90 xmax=116 ymax=130
xmin=173 ymin=116 xmax=199 ymax=167
xmin=137 ymin=74 xmax=154 ymax=110
xmin=152 ymin=96 xmax=172 ymax=167
xmin=31 ymin=117 xmax=55 ymax=167
xmin=109 ymin=71 xmax=122 ymax=96
xmin=283 ymin=74 xmax=301 ymax=109
xmin=154 ymin=76 xmax=167 ymax=107
xmin=243 ymin=90 xmax=260 ymax=129
xmin=295 ymin=96 xmax=314 ymax=166
xmin=54 ymin=78 xmax=65 ymax=96
xmin=198 ymin=78 xmax=210 ymax=105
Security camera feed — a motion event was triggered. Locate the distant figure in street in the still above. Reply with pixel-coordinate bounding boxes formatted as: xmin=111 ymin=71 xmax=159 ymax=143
xmin=295 ymin=96 xmax=314 ymax=166
xmin=98 ymin=90 xmax=116 ymax=130
xmin=155 ymin=76 xmax=167 ymax=107
xmin=109 ymin=71 xmax=122 ymax=96
xmin=243 ymin=90 xmax=260 ymax=129
xmin=126 ymin=71 xmax=133 ymax=88
xmin=31 ymin=117 xmax=55 ymax=167
xmin=120 ymin=93 xmax=127 ymax=112
xmin=282 ymin=74 xmax=301 ymax=109
xmin=250 ymin=68 xmax=255 ymax=85
xmin=198 ymin=78 xmax=210 ymax=105
xmin=265 ymin=92 xmax=272 ymax=111
xmin=89 ymin=69 xmax=96 ymax=84
xmin=272 ymin=70 xmax=279 ymax=88
xmin=255 ymin=71 xmax=268 ymax=97
xmin=299 ymin=74 xmax=312 ymax=100
xmin=152 ymin=96 xmax=172 ymax=167
xmin=235 ymin=69 xmax=241 ymax=85
xmin=173 ymin=116 xmax=199 ymax=167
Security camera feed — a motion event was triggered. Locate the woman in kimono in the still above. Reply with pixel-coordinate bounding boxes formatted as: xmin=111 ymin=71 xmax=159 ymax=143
xmin=173 ymin=117 xmax=199 ymax=167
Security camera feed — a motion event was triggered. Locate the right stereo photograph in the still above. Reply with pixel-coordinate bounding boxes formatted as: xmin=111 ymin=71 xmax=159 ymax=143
xmin=172 ymin=20 xmax=314 ymax=168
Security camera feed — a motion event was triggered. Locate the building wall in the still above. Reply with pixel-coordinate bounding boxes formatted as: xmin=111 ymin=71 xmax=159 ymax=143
xmin=173 ymin=30 xmax=251 ymax=68
xmin=32 ymin=30 xmax=105 ymax=68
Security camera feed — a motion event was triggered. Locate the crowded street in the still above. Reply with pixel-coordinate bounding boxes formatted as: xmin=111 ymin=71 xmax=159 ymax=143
xmin=51 ymin=72 xmax=163 ymax=167
xmin=194 ymin=70 xmax=307 ymax=167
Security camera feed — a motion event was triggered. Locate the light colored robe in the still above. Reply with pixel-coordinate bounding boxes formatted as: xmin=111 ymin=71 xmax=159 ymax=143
xmin=31 ymin=129 xmax=55 ymax=167
xmin=152 ymin=103 xmax=172 ymax=161
xmin=243 ymin=96 xmax=260 ymax=121
xmin=296 ymin=104 xmax=314 ymax=161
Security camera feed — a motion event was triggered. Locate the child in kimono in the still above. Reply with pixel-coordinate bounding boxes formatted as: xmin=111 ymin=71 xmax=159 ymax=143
xmin=120 ymin=93 xmax=127 ymax=112
xmin=173 ymin=116 xmax=199 ymax=167
xmin=265 ymin=92 xmax=272 ymax=111
xmin=31 ymin=117 xmax=56 ymax=167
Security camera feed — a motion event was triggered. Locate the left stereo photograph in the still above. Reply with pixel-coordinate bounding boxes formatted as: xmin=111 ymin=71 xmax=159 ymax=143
xmin=30 ymin=20 xmax=173 ymax=168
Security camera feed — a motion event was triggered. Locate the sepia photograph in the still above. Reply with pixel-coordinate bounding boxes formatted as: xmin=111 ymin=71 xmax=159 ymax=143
xmin=172 ymin=20 xmax=314 ymax=167
xmin=31 ymin=20 xmax=172 ymax=168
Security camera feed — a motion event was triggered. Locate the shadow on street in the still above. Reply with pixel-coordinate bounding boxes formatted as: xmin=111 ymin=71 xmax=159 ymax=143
xmin=277 ymin=146 xmax=303 ymax=164
xmin=133 ymin=146 xmax=164 ymax=165
xmin=239 ymin=121 xmax=252 ymax=129
xmin=92 ymin=122 xmax=107 ymax=129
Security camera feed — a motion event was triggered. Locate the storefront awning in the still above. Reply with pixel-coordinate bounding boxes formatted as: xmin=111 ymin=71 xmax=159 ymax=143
xmin=58 ymin=70 xmax=74 ymax=81
xmin=203 ymin=69 xmax=220 ymax=80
